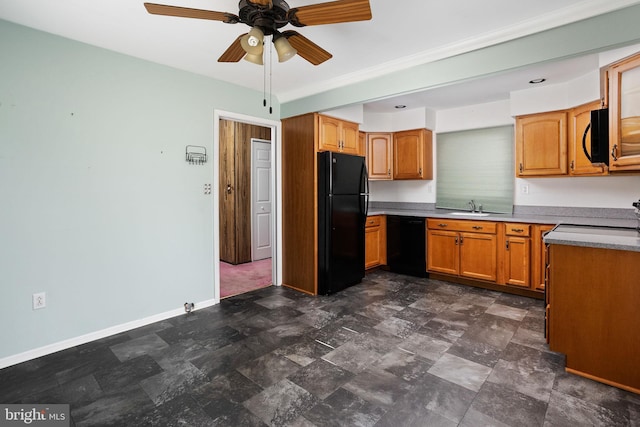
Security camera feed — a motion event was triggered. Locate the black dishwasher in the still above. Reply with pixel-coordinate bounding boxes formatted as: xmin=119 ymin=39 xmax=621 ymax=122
xmin=386 ymin=216 xmax=427 ymax=277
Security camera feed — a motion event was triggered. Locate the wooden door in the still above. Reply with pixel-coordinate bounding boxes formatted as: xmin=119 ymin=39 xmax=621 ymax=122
xmin=317 ymin=115 xmax=341 ymax=152
xmin=365 ymin=216 xmax=387 ymax=269
xmin=367 ymin=133 xmax=393 ymax=180
xmin=427 ymin=229 xmax=459 ymax=275
xmin=393 ymin=129 xmax=432 ymax=179
xmin=516 ymin=111 xmax=568 ymax=176
xmin=219 ymin=119 xmax=237 ymax=264
xmin=459 ymin=232 xmax=497 ymax=282
xmin=608 ymin=53 xmax=640 ymax=171
xmin=504 ymin=236 xmax=531 ymax=287
xmin=340 ymin=120 xmax=359 ymax=155
xmin=569 ymin=101 xmax=608 ymax=176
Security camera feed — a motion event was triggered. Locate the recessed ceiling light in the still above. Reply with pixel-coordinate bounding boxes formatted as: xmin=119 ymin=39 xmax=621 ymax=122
xmin=395 ymin=105 xmax=406 ymax=109
xmin=529 ymin=78 xmax=546 ymax=84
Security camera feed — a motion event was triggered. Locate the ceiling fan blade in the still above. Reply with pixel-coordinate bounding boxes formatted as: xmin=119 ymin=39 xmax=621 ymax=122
xmin=289 ymin=0 xmax=371 ymax=26
xmin=218 ymin=34 xmax=247 ymax=62
xmin=144 ymin=3 xmax=238 ymax=22
xmin=282 ymin=31 xmax=332 ymax=65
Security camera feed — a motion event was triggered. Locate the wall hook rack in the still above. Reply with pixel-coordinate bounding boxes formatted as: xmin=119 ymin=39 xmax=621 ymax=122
xmin=186 ymin=145 xmax=207 ymax=165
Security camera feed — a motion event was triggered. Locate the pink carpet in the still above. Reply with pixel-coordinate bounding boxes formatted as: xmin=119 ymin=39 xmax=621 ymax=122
xmin=219 ymin=258 xmax=272 ymax=298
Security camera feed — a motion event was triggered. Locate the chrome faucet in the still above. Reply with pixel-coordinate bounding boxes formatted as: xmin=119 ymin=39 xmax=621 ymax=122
xmin=468 ymin=200 xmax=476 ymax=213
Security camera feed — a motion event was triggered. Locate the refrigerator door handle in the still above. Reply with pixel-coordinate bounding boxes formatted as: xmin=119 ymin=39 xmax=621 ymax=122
xmin=359 ymin=161 xmax=370 ymax=218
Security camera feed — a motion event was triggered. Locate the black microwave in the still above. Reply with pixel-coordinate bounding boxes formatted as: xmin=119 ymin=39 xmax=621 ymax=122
xmin=582 ymin=108 xmax=609 ymax=165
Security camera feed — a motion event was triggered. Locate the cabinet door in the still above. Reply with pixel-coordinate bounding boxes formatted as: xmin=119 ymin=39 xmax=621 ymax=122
xmin=365 ymin=225 xmax=381 ymax=269
xmin=340 ymin=121 xmax=359 ymax=155
xmin=504 ymin=236 xmax=531 ymax=287
xmin=569 ymin=101 xmax=608 ymax=176
xmin=459 ymin=232 xmax=497 ymax=282
xmin=532 ymin=225 xmax=554 ymax=291
xmin=427 ymin=230 xmax=459 ymax=275
xmin=516 ymin=111 xmax=568 ymax=176
xmin=367 ymin=133 xmax=393 ymax=180
xmin=608 ymin=53 xmax=640 ymax=171
xmin=318 ymin=115 xmax=341 ymax=152
xmin=358 ymin=131 xmax=366 ymax=157
xmin=393 ymin=129 xmax=433 ymax=180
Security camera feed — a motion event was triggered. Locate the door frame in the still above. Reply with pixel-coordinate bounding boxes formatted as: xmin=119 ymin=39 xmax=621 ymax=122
xmin=251 ymin=138 xmax=273 ymax=261
xmin=213 ymin=110 xmax=282 ymax=302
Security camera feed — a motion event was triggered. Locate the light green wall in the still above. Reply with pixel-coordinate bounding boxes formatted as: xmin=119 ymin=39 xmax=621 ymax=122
xmin=0 ymin=19 xmax=279 ymax=361
xmin=282 ymin=3 xmax=640 ymax=117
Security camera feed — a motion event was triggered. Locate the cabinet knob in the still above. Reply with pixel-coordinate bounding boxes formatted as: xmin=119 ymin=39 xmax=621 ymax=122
xmin=519 ymin=163 xmax=523 ymax=173
xmin=419 ymin=167 xmax=422 ymax=175
xmin=438 ymin=223 xmax=448 ymax=227
xmin=511 ymin=228 xmax=524 ymax=233
xmin=506 ymin=240 xmax=510 ymax=250
xmin=570 ymin=160 xmax=575 ymax=171
xmin=611 ymin=144 xmax=618 ymax=161
xmin=388 ymin=168 xmax=391 ymax=176
xmin=472 ymin=226 xmax=483 ymax=230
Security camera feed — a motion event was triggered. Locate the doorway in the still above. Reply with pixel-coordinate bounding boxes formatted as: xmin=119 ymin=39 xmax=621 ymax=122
xmin=213 ymin=111 xmax=280 ymax=301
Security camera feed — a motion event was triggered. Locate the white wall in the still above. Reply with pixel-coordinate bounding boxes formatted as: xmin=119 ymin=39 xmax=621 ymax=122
xmin=0 ymin=20 xmax=279 ymax=365
xmin=368 ymin=90 xmax=640 ymax=209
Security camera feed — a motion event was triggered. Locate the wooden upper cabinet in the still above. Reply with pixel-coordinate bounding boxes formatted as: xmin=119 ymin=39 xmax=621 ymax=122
xmin=367 ymin=133 xmax=393 ymax=180
xmin=358 ymin=131 xmax=366 ymax=157
xmin=317 ymin=114 xmax=359 ymax=155
xmin=516 ymin=111 xmax=568 ymax=176
xmin=393 ymin=128 xmax=433 ymax=180
xmin=569 ymin=100 xmax=608 ymax=176
xmin=608 ymin=52 xmax=640 ymax=171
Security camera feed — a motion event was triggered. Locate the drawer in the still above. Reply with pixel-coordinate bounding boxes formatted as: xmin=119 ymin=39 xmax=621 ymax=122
xmin=366 ymin=215 xmax=382 ymax=228
xmin=505 ymin=223 xmax=531 ymax=237
xmin=427 ymin=219 xmax=496 ymax=234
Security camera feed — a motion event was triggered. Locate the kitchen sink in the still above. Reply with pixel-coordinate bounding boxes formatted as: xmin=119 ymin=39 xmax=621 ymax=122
xmin=451 ymin=212 xmax=490 ymax=217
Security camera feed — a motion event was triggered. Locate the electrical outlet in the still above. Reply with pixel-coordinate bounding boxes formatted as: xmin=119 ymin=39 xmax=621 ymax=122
xmin=33 ymin=292 xmax=46 ymax=310
xmin=521 ymin=185 xmax=530 ymax=194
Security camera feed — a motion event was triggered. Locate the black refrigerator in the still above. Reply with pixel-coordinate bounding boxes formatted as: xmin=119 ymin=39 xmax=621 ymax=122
xmin=317 ymin=151 xmax=369 ymax=295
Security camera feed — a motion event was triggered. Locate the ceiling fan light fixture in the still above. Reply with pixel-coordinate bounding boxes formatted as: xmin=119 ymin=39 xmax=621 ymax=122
xmin=243 ymin=52 xmax=264 ymax=65
xmin=274 ymin=36 xmax=297 ymax=63
xmin=240 ymin=27 xmax=264 ymax=55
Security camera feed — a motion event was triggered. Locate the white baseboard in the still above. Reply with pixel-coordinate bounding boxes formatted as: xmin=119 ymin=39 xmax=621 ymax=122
xmin=0 ymin=298 xmax=218 ymax=370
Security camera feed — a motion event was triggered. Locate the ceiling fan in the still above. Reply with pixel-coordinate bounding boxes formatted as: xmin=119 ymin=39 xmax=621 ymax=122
xmin=143 ymin=0 xmax=372 ymax=65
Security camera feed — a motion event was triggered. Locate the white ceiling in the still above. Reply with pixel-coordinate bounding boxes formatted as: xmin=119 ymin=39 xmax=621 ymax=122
xmin=1 ymin=0 xmax=639 ymax=111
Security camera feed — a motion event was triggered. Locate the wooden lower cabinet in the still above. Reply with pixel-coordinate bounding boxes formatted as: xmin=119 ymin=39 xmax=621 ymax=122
xmin=365 ymin=215 xmax=386 ymax=269
xmin=427 ymin=219 xmax=497 ymax=282
xmin=548 ymin=244 xmax=640 ymax=393
xmin=532 ymin=224 xmax=555 ymax=291
xmin=500 ymin=223 xmax=531 ymax=288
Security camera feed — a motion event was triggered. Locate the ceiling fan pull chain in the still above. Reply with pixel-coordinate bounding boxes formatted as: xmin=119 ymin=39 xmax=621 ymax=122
xmin=269 ymin=39 xmax=273 ymax=114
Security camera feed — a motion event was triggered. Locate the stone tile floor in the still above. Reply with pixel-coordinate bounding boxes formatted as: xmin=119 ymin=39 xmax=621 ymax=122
xmin=1 ymin=270 xmax=638 ymax=426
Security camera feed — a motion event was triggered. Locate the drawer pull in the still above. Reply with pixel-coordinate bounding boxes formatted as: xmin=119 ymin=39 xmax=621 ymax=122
xmin=472 ymin=226 xmax=483 ymax=230
xmin=511 ymin=228 xmax=524 ymax=233
xmin=369 ymin=220 xmax=374 ymax=224
xmin=438 ymin=223 xmax=448 ymax=227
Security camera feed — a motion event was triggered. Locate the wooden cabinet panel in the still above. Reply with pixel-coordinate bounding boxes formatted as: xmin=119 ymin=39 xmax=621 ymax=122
xmin=358 ymin=131 xmax=366 ymax=157
xmin=427 ymin=229 xmax=459 ymax=275
xmin=459 ymin=233 xmax=497 ymax=282
xmin=427 ymin=219 xmax=496 ymax=234
xmin=549 ymin=244 xmax=640 ymax=393
xmin=367 ymin=133 xmax=393 ymax=180
xmin=516 ymin=111 xmax=568 ymax=176
xmin=503 ymin=235 xmax=530 ymax=287
xmin=365 ymin=215 xmax=386 ymax=269
xmin=608 ymin=53 xmax=640 ymax=172
xmin=569 ymin=100 xmax=608 ymax=176
xmin=393 ymin=129 xmax=433 ymax=180
xmin=532 ymin=224 xmax=554 ymax=292
xmin=318 ymin=115 xmax=341 ymax=152
xmin=317 ymin=114 xmax=359 ymax=155
xmin=504 ymin=223 xmax=531 ymax=237
xmin=341 ymin=120 xmax=359 ymax=155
